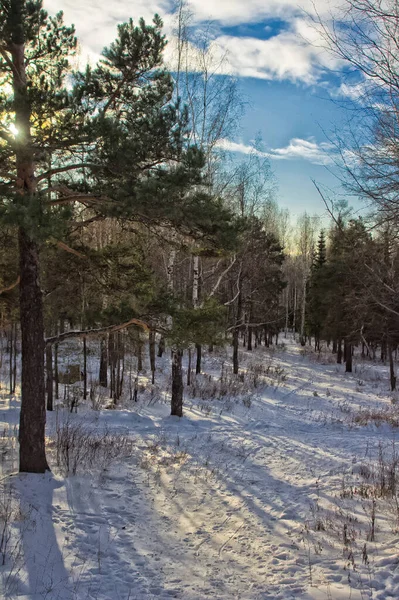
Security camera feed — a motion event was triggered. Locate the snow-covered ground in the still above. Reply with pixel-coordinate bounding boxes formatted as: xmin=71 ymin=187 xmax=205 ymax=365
xmin=1 ymin=336 xmax=399 ymax=599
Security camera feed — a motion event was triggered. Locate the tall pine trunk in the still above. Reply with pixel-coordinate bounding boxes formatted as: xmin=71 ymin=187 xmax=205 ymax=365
xmin=54 ymin=341 xmax=59 ymax=399
xmin=337 ymin=339 xmax=343 ymax=364
xmin=389 ymin=343 xmax=396 ymax=391
xmin=9 ymin=323 xmax=14 ymax=395
xmin=195 ymin=343 xmax=201 ymax=375
xmin=187 ymin=347 xmax=192 ymax=386
xmin=345 ymin=341 xmax=352 ymax=373
xmin=192 ymin=255 xmax=202 ymax=373
xmin=149 ymin=328 xmax=156 ymax=384
xmin=19 ymin=229 xmax=49 ymax=472
xmin=171 ymin=349 xmax=183 ymax=417
xmin=83 ymin=336 xmax=87 ymax=400
xmin=46 ymin=342 xmax=53 ymax=411
xmin=10 ymin=1 xmax=49 ymax=472
xmin=99 ymin=336 xmax=108 ymax=387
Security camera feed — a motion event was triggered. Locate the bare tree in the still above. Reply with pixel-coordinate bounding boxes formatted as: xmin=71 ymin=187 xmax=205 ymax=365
xmin=315 ymin=0 xmax=399 ymax=224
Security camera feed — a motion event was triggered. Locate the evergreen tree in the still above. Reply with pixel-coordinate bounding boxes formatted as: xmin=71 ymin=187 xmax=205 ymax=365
xmin=307 ymin=230 xmax=328 ymax=350
xmin=0 ymin=1 xmax=236 ymax=471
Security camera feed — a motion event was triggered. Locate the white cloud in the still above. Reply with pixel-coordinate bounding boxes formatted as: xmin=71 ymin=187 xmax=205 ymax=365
xmin=216 ymin=139 xmax=270 ymax=157
xmin=186 ymin=0 xmax=334 ymax=25
xmin=269 ymin=138 xmax=334 ymax=164
xmin=43 ymin=0 xmax=341 ymax=84
xmin=208 ymin=25 xmax=329 ymax=83
xmin=164 ymin=17 xmax=342 ymax=84
xmin=217 ymin=137 xmax=335 ymax=165
xmin=44 ymin=0 xmax=171 ymax=55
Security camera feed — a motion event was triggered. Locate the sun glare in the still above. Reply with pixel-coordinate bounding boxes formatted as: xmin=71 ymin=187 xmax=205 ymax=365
xmin=9 ymin=123 xmax=18 ymax=136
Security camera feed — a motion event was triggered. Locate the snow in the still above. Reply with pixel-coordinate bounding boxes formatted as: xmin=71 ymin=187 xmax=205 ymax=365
xmin=1 ymin=336 xmax=399 ymax=599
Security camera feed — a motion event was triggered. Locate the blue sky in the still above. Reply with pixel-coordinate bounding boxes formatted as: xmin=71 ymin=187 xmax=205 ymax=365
xmin=44 ymin=0 xmax=356 ymax=218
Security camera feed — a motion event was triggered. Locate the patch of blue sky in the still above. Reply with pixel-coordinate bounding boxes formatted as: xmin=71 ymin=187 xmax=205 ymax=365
xmin=219 ymin=18 xmax=290 ymax=41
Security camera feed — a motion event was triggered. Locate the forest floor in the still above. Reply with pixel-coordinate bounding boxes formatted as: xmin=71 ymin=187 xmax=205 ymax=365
xmin=1 ymin=336 xmax=399 ymax=599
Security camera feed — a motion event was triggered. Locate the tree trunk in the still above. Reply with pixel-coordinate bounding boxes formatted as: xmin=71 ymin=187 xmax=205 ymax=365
xmin=389 ymin=343 xmax=396 ymax=391
xmin=300 ymin=276 xmax=306 ymax=346
xmin=247 ymin=325 xmax=253 ymax=351
xmin=10 ymin=4 xmax=49 ymax=472
xmin=99 ymin=336 xmax=108 ymax=387
xmin=46 ymin=343 xmax=53 ymax=411
xmin=149 ymin=328 xmax=156 ymax=384
xmin=345 ymin=342 xmax=352 ymax=373
xmin=171 ymin=349 xmax=183 ymax=417
xmin=108 ymin=333 xmax=116 ymax=399
xmin=18 ymin=229 xmax=49 ymax=472
xmin=195 ymin=343 xmax=201 ymax=374
xmin=187 ymin=347 xmax=192 ymax=386
xmin=83 ymin=336 xmax=87 ymax=400
xmin=233 ymin=281 xmax=242 ymax=375
xmin=247 ymin=298 xmax=253 ymax=351
xmin=157 ymin=336 xmax=165 ymax=357
xmin=9 ymin=323 xmax=13 ymax=394
xmin=233 ymin=326 xmax=239 ymax=375
xmin=284 ymin=286 xmax=289 ymax=338
xmin=137 ymin=335 xmax=143 ymax=373
xmin=12 ymin=323 xmax=17 ymax=394
xmin=54 ymin=341 xmax=59 ymax=399
xmin=337 ymin=338 xmax=342 ymax=364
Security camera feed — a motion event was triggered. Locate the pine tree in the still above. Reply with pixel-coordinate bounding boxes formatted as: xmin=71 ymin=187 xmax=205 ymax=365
xmin=307 ymin=230 xmax=328 ymax=350
xmin=0 ymin=1 xmax=236 ymax=471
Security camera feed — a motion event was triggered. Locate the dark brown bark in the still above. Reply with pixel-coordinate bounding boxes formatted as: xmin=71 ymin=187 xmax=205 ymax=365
xmin=18 ymin=229 xmax=49 ymax=472
xmin=99 ymin=336 xmax=108 ymax=387
xmin=54 ymin=342 xmax=59 ymax=399
xmin=389 ymin=343 xmax=396 ymax=391
xmin=337 ymin=339 xmax=342 ymax=364
xmin=345 ymin=342 xmax=352 ymax=373
xmin=233 ymin=327 xmax=239 ymax=375
xmin=157 ymin=336 xmax=165 ymax=357
xmin=137 ymin=335 xmax=143 ymax=373
xmin=12 ymin=323 xmax=17 ymax=394
xmin=149 ymin=329 xmax=156 ymax=384
xmin=195 ymin=343 xmax=201 ymax=374
xmin=108 ymin=333 xmax=116 ymax=400
xmin=119 ymin=334 xmax=125 ymax=397
xmin=9 ymin=324 xmax=13 ymax=394
xmin=187 ymin=347 xmax=192 ymax=386
xmin=247 ymin=326 xmax=253 ymax=351
xmin=10 ymin=2 xmax=49 ymax=472
xmin=171 ymin=349 xmax=183 ymax=417
xmin=83 ymin=336 xmax=87 ymax=400
xmin=46 ymin=342 xmax=53 ymax=411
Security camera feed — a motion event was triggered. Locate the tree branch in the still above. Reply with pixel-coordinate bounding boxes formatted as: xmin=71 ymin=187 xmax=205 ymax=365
xmin=0 ymin=277 xmax=20 ymax=295
xmin=46 ymin=317 xmax=153 ymax=345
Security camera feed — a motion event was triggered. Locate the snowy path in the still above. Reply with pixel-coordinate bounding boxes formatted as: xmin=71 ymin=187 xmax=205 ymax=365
xmin=1 ymin=337 xmax=399 ymax=599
